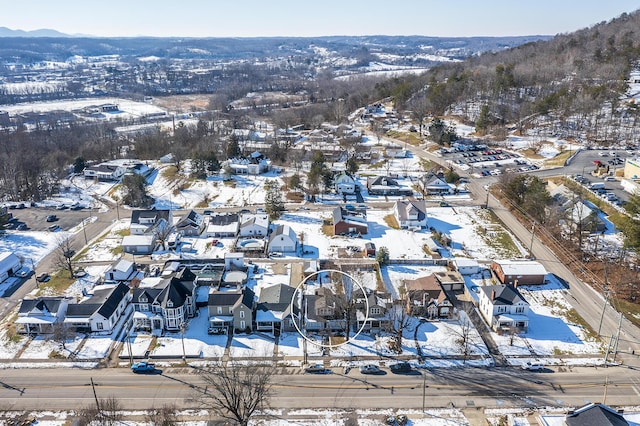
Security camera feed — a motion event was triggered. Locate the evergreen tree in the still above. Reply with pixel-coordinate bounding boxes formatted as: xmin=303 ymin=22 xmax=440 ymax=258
xmin=264 ymin=180 xmax=285 ymax=221
xmin=122 ymin=174 xmax=152 ymax=207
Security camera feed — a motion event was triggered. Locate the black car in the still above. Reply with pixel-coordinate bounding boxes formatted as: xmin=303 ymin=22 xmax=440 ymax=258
xmin=36 ymin=273 xmax=51 ymax=283
xmin=46 ymin=214 xmax=58 ymax=222
xmin=389 ymin=362 xmax=412 ymax=374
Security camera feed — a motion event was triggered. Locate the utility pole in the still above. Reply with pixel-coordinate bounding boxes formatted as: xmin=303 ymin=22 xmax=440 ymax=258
xmin=598 ymin=288 xmax=609 ymax=337
xmin=529 ymin=222 xmax=536 ymax=257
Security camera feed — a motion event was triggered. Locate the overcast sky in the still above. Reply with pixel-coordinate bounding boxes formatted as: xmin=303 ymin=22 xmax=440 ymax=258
xmin=2 ymin=1 xmax=640 ymax=38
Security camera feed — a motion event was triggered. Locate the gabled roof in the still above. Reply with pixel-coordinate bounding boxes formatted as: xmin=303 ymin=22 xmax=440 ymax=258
xmin=66 ymin=283 xmax=130 ymax=319
xmin=19 ymin=297 xmax=66 ymax=316
xmin=565 ymin=403 xmax=629 ymax=426
xmin=0 ymin=251 xmax=20 ymax=272
xmin=481 ymin=284 xmax=528 ymax=306
xmin=268 ymin=224 xmax=298 ymax=244
xmin=257 ymin=284 xmax=297 ymax=317
xmin=368 ymin=176 xmax=400 ymax=187
xmin=110 ymin=258 xmax=133 ymax=273
xmin=395 ymin=200 xmax=427 ymax=222
xmin=208 ymin=288 xmax=255 ymax=309
xmin=130 ymin=209 xmax=171 ymax=225
xmin=239 ymin=213 xmax=269 ymax=229
xmin=176 ymin=210 xmax=203 ymax=228
xmin=209 ymin=212 xmax=239 ymax=225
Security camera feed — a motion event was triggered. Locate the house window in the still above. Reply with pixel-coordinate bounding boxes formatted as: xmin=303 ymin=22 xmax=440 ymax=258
xmin=240 ymin=310 xmax=245 ymax=318
xmin=229 ymin=307 xmax=233 ymax=314
xmin=371 ymin=307 xmax=381 ymax=315
xmin=515 ymin=306 xmax=525 ymax=314
xmin=96 ymin=323 xmax=104 ymax=330
xmin=217 ymin=307 xmax=222 ymax=314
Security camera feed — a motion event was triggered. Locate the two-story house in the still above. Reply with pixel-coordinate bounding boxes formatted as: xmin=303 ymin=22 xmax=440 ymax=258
xmin=63 ymin=283 xmax=132 ymax=334
xmin=15 ymin=296 xmax=71 ymax=334
xmin=175 ymin=210 xmax=206 ymax=236
xmin=478 ymin=284 xmax=529 ymax=333
xmin=403 ymin=274 xmax=453 ymax=319
xmin=238 ymin=213 xmax=269 ymax=237
xmin=207 ymin=287 xmax=256 ymax=334
xmin=394 ymin=200 xmax=427 ymax=230
xmin=122 ymin=209 xmax=174 ymax=255
xmin=255 ymin=283 xmax=298 ymax=335
xmin=334 ymin=171 xmax=358 ymax=195
xmin=353 ymin=288 xmax=392 ymax=333
xmin=131 ymin=267 xmax=197 ymax=334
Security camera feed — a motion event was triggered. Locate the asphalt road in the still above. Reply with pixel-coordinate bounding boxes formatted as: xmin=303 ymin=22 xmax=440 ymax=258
xmin=0 ymin=365 xmax=638 ymax=411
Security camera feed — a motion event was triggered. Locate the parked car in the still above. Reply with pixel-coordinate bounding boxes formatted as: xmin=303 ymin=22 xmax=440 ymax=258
xmin=36 ymin=273 xmax=51 ymax=283
xmin=360 ymin=364 xmax=385 ymax=375
xmin=389 ymin=361 xmax=412 ymax=374
xmin=305 ymin=364 xmax=332 ymax=374
xmin=46 ymin=214 xmax=58 ymax=222
xmin=48 ymin=224 xmax=60 ymax=232
xmin=16 ymin=223 xmax=28 ymax=231
xmin=15 ymin=268 xmax=31 ymax=278
xmin=131 ymin=361 xmax=156 ymax=373
xmin=521 ymin=361 xmax=544 ymax=371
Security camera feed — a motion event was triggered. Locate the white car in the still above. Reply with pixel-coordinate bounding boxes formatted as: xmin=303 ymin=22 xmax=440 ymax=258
xmin=521 ymin=361 xmax=544 ymax=371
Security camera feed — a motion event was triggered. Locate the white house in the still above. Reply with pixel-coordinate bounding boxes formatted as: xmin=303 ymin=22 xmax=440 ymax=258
xmin=268 ymin=224 xmax=299 ymax=254
xmin=64 ymin=283 xmax=132 ymax=334
xmin=478 ymin=284 xmax=529 ymax=332
xmin=104 ymin=258 xmax=142 ymax=283
xmin=394 ymin=200 xmax=427 ymax=229
xmin=83 ymin=163 xmax=127 ymax=181
xmin=122 ymin=234 xmax=157 ymax=255
xmin=423 ymin=176 xmax=453 ymax=195
xmin=129 ymin=209 xmax=173 ymax=235
xmin=334 ymin=171 xmax=357 ymax=195
xmin=0 ymin=251 xmax=21 ymax=282
xmin=15 ymin=297 xmax=70 ymax=334
xmin=454 ymin=258 xmax=481 ymax=275
xmin=239 ymin=213 xmax=269 ymax=237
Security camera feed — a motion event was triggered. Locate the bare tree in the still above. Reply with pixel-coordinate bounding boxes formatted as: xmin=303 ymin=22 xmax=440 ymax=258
xmin=453 ymin=307 xmax=474 ymax=364
xmin=189 ymin=363 xmax=275 ymax=426
xmin=53 ymin=235 xmax=76 ymax=278
xmin=47 ymin=321 xmax=77 ymax=352
xmin=74 ymin=397 xmax=122 ymax=426
xmin=386 ymin=302 xmax=412 ymax=354
xmin=154 ymin=219 xmax=175 ymax=251
xmin=146 ymin=404 xmax=179 ymax=426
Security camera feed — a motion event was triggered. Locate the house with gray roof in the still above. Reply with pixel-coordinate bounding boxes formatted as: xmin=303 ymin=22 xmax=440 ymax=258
xmin=207 ymin=287 xmax=255 ymax=334
xmin=491 ymin=259 xmax=547 ymax=286
xmin=175 ymin=210 xmax=206 ymax=236
xmin=564 ymin=402 xmax=629 ymax=426
xmin=366 ymin=176 xmax=412 ymax=196
xmin=268 ymin=224 xmax=299 ymax=254
xmin=333 ymin=206 xmax=368 ymax=236
xmin=132 ymin=267 xmax=197 ymax=334
xmin=256 ymin=284 xmax=298 ymax=334
xmin=478 ymin=284 xmax=529 ymax=333
xmin=63 ymin=283 xmax=132 ymax=334
xmin=205 ymin=212 xmax=239 ymax=238
xmin=394 ymin=200 xmax=427 ymax=229
xmin=15 ymin=296 xmax=71 ymax=334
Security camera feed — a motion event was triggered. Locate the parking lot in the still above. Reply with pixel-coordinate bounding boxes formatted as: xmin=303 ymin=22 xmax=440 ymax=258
xmin=440 ymin=146 xmax=539 ymax=176
xmin=4 ymin=205 xmax=95 ymax=233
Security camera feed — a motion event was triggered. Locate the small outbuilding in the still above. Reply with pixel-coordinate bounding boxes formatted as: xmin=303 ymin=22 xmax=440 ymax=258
xmin=491 ymin=259 xmax=547 ymax=286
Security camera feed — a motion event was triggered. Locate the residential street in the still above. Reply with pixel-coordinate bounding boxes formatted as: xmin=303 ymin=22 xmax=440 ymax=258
xmin=0 ymin=364 xmax=638 ymax=411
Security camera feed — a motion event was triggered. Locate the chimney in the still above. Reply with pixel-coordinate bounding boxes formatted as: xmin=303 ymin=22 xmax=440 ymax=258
xmin=491 ymin=289 xmax=495 ymax=301
xmin=514 ymin=280 xmax=519 ymax=288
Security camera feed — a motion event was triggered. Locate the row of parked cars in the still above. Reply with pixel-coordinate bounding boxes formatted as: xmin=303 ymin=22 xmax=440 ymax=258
xmin=304 ymin=361 xmax=413 ymax=375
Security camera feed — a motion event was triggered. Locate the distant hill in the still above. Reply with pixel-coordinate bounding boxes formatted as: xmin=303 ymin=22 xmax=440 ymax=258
xmin=393 ymin=9 xmax=640 ymax=145
xmin=0 ymin=26 xmax=72 ymax=37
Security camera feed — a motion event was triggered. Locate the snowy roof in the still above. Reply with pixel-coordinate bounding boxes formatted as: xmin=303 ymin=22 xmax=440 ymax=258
xmin=0 ymin=251 xmax=20 ymax=272
xmin=122 ymin=234 xmax=156 ymax=246
xmin=454 ymin=258 xmax=480 ymax=268
xmin=493 ymin=259 xmax=547 ymax=276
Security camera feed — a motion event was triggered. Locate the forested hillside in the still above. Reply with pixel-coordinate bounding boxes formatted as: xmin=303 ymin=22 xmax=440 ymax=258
xmin=398 ymin=10 xmax=640 ymax=145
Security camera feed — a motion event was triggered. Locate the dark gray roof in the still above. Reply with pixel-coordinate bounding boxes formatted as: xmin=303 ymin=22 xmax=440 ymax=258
xmin=481 ymin=284 xmax=527 ymax=306
xmin=176 ymin=210 xmax=202 ymax=228
xmin=368 ymin=176 xmax=399 ymax=187
xmin=66 ymin=283 xmax=129 ymax=319
xmin=208 ymin=287 xmax=255 ymax=309
xmin=209 ymin=213 xmax=239 ymax=225
xmin=131 ymin=208 xmax=171 ymax=225
xmin=19 ymin=297 xmax=66 ymax=315
xmin=257 ymin=284 xmax=296 ymax=316
xmin=565 ymin=403 xmax=628 ymax=426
